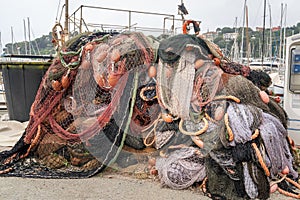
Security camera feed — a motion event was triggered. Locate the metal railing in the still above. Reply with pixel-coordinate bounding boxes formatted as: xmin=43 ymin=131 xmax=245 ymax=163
xmin=68 ymin=5 xmax=177 ymax=36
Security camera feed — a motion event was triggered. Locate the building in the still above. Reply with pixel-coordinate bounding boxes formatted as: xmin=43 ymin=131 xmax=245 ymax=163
xmin=202 ymin=31 xmax=218 ymax=41
xmin=223 ymin=33 xmax=238 ymax=41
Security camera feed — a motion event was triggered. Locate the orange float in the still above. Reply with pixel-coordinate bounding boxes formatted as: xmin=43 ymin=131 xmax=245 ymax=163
xmin=281 ymin=166 xmax=290 ymax=175
xmin=61 ymin=74 xmax=70 ymax=89
xmin=259 ymin=91 xmax=270 ymax=104
xmin=51 ymin=80 xmax=62 ymax=91
xmin=213 ymin=57 xmax=221 ymax=66
xmin=194 ymin=59 xmax=205 ymax=69
xmin=148 ymin=65 xmax=157 ymax=78
xmin=111 ymin=49 xmax=121 ymax=62
xmin=162 ymin=113 xmax=174 ymax=123
xmin=182 ymin=20 xmax=200 ymax=35
xmin=84 ymin=43 xmax=94 ymax=52
xmin=108 ymin=73 xmax=121 ymax=88
xmin=96 ymin=51 xmax=108 ymax=63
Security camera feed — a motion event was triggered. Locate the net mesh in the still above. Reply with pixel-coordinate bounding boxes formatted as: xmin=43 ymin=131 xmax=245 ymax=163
xmin=0 ymin=31 xmax=298 ymax=199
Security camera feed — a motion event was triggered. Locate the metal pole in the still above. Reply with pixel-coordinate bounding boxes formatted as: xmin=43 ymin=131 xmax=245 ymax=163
xmin=129 ymin=11 xmax=132 ymax=31
xmin=172 ymin=15 xmax=175 ymax=35
xmin=64 ymin=0 xmax=69 ymax=41
xmin=80 ymin=6 xmax=83 ymax=33
xmin=163 ymin=17 xmax=166 ymax=34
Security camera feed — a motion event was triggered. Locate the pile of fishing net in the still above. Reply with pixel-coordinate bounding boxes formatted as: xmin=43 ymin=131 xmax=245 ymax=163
xmin=0 ymin=31 xmax=299 ymax=199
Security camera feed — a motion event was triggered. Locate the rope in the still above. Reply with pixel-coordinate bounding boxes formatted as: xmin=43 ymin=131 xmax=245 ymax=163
xmin=107 ymin=71 xmax=139 ymax=166
xmin=179 ymin=117 xmax=208 ymax=136
xmin=251 ymin=142 xmax=270 ymax=177
xmin=140 ymin=86 xmax=157 ymax=101
xmin=59 ymin=47 xmax=83 ymax=69
xmin=213 ymin=95 xmax=241 ymax=103
xmin=204 ymin=113 xmax=218 ymax=124
xmin=270 ymin=174 xmax=287 ymax=186
xmin=251 ymin=129 xmax=259 ymax=140
xmin=224 ymin=113 xmax=234 ymax=141
xmin=0 ymin=167 xmax=13 ymax=175
xmin=21 ymin=125 xmax=42 ymax=158
xmin=277 ymin=188 xmax=300 ymax=199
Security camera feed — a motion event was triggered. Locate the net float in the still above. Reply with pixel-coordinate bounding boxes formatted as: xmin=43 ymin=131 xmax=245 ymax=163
xmin=281 ymin=166 xmax=289 ymax=175
xmin=61 ymin=74 xmax=70 ymax=89
xmin=80 ymin=59 xmax=90 ymax=69
xmin=94 ymin=73 xmax=106 ymax=88
xmin=213 ymin=57 xmax=221 ymax=66
xmin=111 ymin=49 xmax=121 ymax=62
xmin=259 ymin=90 xmax=270 ymax=104
xmin=51 ymin=80 xmax=62 ymax=91
xmin=148 ymin=65 xmax=157 ymax=78
xmin=162 ymin=113 xmax=173 ymax=123
xmin=274 ymin=96 xmax=281 ymax=103
xmin=108 ymin=73 xmax=121 ymax=87
xmin=270 ymin=183 xmax=278 ymax=193
xmin=150 ymin=168 xmax=158 ymax=175
xmin=96 ymin=51 xmax=108 ymax=63
xmin=112 ymin=37 xmax=123 ymax=45
xmin=214 ymin=106 xmax=224 ymax=121
xmin=84 ymin=43 xmax=94 ymax=52
xmin=194 ymin=59 xmax=204 ymax=69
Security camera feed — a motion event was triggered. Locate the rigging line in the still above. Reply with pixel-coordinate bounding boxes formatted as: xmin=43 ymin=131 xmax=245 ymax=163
xmin=55 ymin=0 xmax=62 ymax=22
xmin=252 ymin=0 xmax=263 ymax=28
xmin=29 ymin=27 xmax=40 ymax=55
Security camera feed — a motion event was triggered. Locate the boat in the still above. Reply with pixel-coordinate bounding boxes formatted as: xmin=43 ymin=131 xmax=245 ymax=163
xmin=249 ymin=59 xmax=282 ymax=72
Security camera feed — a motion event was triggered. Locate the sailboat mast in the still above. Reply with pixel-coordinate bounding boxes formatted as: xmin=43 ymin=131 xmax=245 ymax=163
xmin=261 ymin=0 xmax=267 ymax=64
xmin=23 ymin=19 xmax=28 ymax=55
xmin=64 ymin=0 xmax=69 ymax=41
xmin=246 ymin=5 xmax=250 ymax=65
xmin=282 ymin=4 xmax=287 ymax=64
xmin=11 ymin=27 xmax=15 ymax=54
xmin=279 ymin=3 xmax=283 ymax=61
xmin=240 ymin=0 xmax=247 ymax=63
xmin=28 ymin=17 xmax=31 ymax=55
xmin=233 ymin=17 xmax=239 ymax=62
xmin=269 ymin=4 xmax=272 ymax=60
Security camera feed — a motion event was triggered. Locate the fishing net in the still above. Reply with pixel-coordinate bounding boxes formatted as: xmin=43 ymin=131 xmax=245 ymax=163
xmin=0 ymin=31 xmax=298 ymax=199
xmin=0 ymin=31 xmax=157 ymax=177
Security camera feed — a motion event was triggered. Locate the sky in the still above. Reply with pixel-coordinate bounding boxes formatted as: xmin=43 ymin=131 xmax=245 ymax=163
xmin=0 ymin=0 xmax=299 ymax=47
